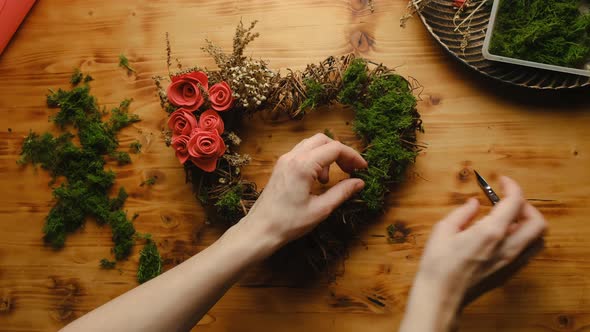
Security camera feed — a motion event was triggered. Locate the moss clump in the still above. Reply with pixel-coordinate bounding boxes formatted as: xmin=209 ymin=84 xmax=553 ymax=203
xmin=339 ymin=61 xmax=420 ymax=212
xmin=100 ymin=259 xmax=116 ymax=269
xmin=300 ymin=79 xmax=327 ymax=111
xmin=338 ymin=58 xmax=368 ymax=105
xmin=489 ymin=0 xmax=590 ymax=68
xmin=140 ymin=176 xmax=157 ymax=187
xmin=110 ymin=151 xmax=132 ymax=165
xmin=119 ymin=54 xmax=136 ymax=74
xmin=215 ymin=186 xmax=244 ymax=221
xmin=70 ymin=68 xmax=84 ymax=85
xmin=386 ymin=222 xmax=411 ymax=244
xmin=137 ymin=240 xmax=162 ymax=284
xmin=19 ymin=72 xmax=143 ymax=261
xmin=130 ymin=140 xmax=142 ymax=154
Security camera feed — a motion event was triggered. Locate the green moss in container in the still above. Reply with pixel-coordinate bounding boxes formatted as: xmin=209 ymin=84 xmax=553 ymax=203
xmin=489 ymin=0 xmax=590 ymax=68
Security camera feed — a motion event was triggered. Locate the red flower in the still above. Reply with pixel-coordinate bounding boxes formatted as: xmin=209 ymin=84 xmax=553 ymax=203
xmin=167 ymin=71 xmax=209 ymax=111
xmin=168 ymin=108 xmax=198 ymax=137
xmin=208 ymin=82 xmax=234 ymax=112
xmin=171 ymin=135 xmax=191 ymax=164
xmin=453 ymin=0 xmax=465 ymax=7
xmin=198 ymin=109 xmax=224 ymax=134
xmin=187 ymin=129 xmax=226 ymax=172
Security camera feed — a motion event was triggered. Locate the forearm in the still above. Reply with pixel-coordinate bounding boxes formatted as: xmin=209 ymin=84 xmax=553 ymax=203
xmin=399 ymin=275 xmax=463 ymax=332
xmin=61 ymin=220 xmax=279 ymax=332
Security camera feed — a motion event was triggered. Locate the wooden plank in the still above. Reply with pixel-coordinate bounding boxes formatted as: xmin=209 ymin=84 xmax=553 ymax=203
xmin=0 ymin=0 xmax=589 ymax=331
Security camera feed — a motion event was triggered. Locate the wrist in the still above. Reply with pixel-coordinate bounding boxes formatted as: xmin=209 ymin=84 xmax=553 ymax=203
xmin=221 ymin=216 xmax=283 ymax=262
xmin=402 ymin=275 xmax=463 ymax=332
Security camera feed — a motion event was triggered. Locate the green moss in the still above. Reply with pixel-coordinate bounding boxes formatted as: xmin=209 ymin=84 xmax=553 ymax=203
xmin=119 ymin=54 xmax=136 ymax=74
xmin=140 ymin=176 xmax=157 ymax=187
xmin=100 ymin=258 xmax=116 ymax=269
xmin=130 ymin=140 xmax=142 ymax=154
xmin=79 ymin=121 xmax=118 ymax=154
xmin=300 ymin=79 xmax=327 ymax=112
xmin=84 ymin=74 xmax=94 ymax=83
xmin=19 ymin=71 xmax=140 ymax=259
xmin=70 ymin=68 xmax=83 ymax=86
xmin=108 ymin=99 xmax=140 ymax=133
xmin=386 ymin=222 xmax=410 ymax=244
xmin=489 ymin=0 xmax=590 ymax=68
xmin=110 ymin=151 xmax=132 ymax=165
xmin=110 ymin=187 xmax=128 ymax=211
xmin=323 ymin=128 xmax=334 ymax=139
xmin=109 ymin=210 xmax=136 ymax=260
xmin=215 ymin=186 xmax=243 ymax=221
xmin=338 ymin=65 xmax=419 ymax=212
xmin=47 ymin=85 xmax=101 ymax=128
xmin=338 ymin=58 xmax=368 ymax=105
xmin=137 ymin=240 xmax=162 ymax=284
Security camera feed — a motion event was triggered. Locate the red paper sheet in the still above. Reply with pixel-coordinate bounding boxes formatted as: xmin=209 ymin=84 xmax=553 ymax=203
xmin=0 ymin=0 xmax=37 ymax=55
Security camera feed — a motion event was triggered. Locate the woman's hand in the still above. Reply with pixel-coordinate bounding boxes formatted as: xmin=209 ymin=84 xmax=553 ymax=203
xmin=236 ymin=133 xmax=368 ymax=254
xmin=400 ymin=176 xmax=547 ymax=332
xmin=419 ymin=176 xmax=546 ymax=294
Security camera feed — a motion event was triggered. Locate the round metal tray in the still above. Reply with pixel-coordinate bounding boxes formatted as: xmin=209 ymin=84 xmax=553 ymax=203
xmin=416 ymin=0 xmax=590 ymax=90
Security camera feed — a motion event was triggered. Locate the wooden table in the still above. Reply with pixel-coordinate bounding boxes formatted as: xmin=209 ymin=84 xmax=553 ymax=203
xmin=1 ymin=1 xmax=589 ymax=331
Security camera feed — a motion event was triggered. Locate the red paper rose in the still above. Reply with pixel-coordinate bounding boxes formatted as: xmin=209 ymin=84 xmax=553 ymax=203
xmin=187 ymin=129 xmax=226 ymax=172
xmin=168 ymin=108 xmax=198 ymax=137
xmin=198 ymin=109 xmax=224 ymax=134
xmin=171 ymin=135 xmax=191 ymax=164
xmin=167 ymin=71 xmax=209 ymax=111
xmin=208 ymin=82 xmax=234 ymax=112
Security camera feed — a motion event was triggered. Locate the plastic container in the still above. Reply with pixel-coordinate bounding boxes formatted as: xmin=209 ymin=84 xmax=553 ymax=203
xmin=482 ymin=0 xmax=590 ymax=77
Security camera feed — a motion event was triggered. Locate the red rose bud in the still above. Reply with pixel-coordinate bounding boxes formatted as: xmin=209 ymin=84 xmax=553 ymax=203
xmin=208 ymin=81 xmax=234 ymax=112
xmin=168 ymin=108 xmax=198 ymax=137
xmin=198 ymin=109 xmax=225 ymax=134
xmin=187 ymin=129 xmax=226 ymax=172
xmin=171 ymin=135 xmax=191 ymax=164
xmin=167 ymin=71 xmax=209 ymax=111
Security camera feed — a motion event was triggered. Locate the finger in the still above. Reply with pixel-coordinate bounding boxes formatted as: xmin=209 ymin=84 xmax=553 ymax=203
xmin=306 ymin=140 xmax=368 ymax=174
xmin=319 ymin=166 xmax=330 ymax=184
xmin=502 ymin=204 xmax=547 ymax=255
xmin=437 ymin=198 xmax=480 ymax=233
xmin=477 ymin=176 xmax=525 ymax=230
xmin=292 ymin=133 xmax=332 ymax=153
xmin=310 ymin=178 xmax=365 ymax=218
xmin=484 ymin=204 xmax=547 ymax=277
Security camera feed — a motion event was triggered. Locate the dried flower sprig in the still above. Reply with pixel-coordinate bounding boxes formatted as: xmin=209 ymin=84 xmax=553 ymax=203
xmin=201 ymin=20 xmax=277 ymax=114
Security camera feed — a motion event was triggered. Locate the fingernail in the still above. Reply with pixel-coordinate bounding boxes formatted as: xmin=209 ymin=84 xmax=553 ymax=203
xmin=355 ymin=179 xmax=365 ymax=190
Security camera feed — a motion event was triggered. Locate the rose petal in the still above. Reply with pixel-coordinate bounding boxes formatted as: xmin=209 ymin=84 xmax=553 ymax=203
xmin=171 ymin=135 xmax=191 ymax=164
xmin=168 ymin=109 xmax=198 ymax=136
xmin=198 ymin=109 xmax=224 ymax=134
xmin=185 ymin=71 xmax=209 ymax=91
xmin=167 ymin=81 xmax=205 ymax=112
xmin=190 ymin=156 xmax=218 ymax=172
xmin=209 ymin=82 xmax=234 ymax=112
xmin=186 ymin=128 xmax=226 ymax=172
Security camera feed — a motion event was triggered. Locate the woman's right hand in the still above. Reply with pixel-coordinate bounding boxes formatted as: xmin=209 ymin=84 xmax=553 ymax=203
xmin=400 ymin=176 xmax=547 ymax=331
xmin=418 ymin=176 xmax=547 ymax=294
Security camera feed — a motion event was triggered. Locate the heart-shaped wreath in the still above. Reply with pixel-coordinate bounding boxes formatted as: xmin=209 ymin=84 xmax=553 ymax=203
xmin=154 ymin=21 xmax=424 ymax=271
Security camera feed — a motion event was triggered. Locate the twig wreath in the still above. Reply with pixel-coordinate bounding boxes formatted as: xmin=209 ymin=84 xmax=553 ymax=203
xmin=154 ymin=21 xmax=424 ymax=271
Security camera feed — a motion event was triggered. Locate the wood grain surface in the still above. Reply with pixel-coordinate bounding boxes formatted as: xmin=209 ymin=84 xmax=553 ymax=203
xmin=0 ymin=0 xmax=589 ymax=331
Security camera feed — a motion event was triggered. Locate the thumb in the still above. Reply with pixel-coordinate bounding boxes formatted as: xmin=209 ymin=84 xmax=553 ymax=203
xmin=310 ymin=178 xmax=365 ymax=217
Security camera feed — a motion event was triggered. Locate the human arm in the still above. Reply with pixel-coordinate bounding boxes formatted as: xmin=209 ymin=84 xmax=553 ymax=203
xmin=60 ymin=133 xmax=367 ymax=332
xmin=399 ymin=176 xmax=547 ymax=332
